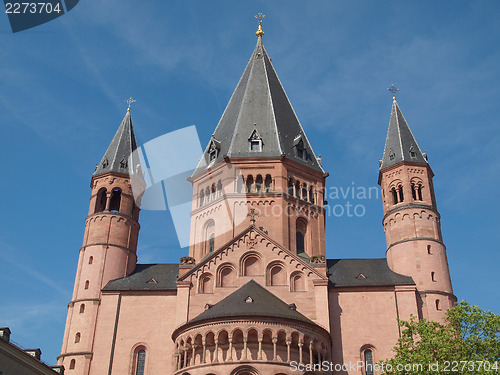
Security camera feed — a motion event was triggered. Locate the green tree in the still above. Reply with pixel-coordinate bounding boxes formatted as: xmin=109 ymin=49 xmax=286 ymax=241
xmin=381 ymin=301 xmax=500 ymax=375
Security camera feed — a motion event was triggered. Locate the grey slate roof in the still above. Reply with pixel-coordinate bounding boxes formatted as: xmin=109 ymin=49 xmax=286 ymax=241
xmin=380 ymin=99 xmax=428 ymax=170
xmin=94 ymin=110 xmax=139 ymax=176
xmin=193 ymin=36 xmax=324 ymax=176
xmin=188 ymin=280 xmax=315 ymax=325
xmin=103 ymin=264 xmax=179 ymax=291
xmin=327 ymin=258 xmax=415 ymax=287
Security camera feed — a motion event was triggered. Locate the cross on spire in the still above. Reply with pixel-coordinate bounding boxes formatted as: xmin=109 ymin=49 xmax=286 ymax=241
xmin=255 ymin=13 xmax=266 ymax=25
xmin=247 ymin=208 xmax=260 ymax=224
xmin=387 ymin=84 xmax=399 ymax=95
xmin=125 ymin=97 xmax=136 ymax=112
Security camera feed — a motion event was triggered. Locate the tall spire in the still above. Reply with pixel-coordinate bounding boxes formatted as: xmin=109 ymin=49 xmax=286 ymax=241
xmin=380 ymin=97 xmax=427 ymax=170
xmin=193 ymin=30 xmax=323 ymax=176
xmin=93 ymin=110 xmax=138 ymax=176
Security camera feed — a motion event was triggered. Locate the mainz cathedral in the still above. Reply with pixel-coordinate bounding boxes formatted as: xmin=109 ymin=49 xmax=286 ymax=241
xmin=57 ymin=19 xmax=455 ymax=375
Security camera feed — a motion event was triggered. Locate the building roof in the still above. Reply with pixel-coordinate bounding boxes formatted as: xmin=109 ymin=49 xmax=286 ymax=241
xmin=327 ymin=258 xmax=415 ymax=287
xmin=188 ymin=280 xmax=315 ymax=325
xmin=93 ymin=110 xmax=139 ymax=177
xmin=380 ymin=98 xmax=428 ymax=170
xmin=193 ymin=35 xmax=324 ymax=176
xmin=103 ymin=264 xmax=179 ymax=291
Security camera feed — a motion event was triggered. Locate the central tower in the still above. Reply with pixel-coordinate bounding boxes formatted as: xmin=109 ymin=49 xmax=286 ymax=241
xmin=188 ymin=21 xmax=328 ymax=264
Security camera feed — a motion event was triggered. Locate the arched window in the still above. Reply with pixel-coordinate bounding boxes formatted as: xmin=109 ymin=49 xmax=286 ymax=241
xmin=75 ymin=332 xmax=81 ymax=343
xmin=218 ymin=264 xmax=236 ymax=287
xmin=265 ymin=175 xmax=272 ymax=192
xmin=296 ymin=218 xmax=308 ymax=255
xmin=295 ymin=181 xmax=300 ymax=198
xmin=217 ymin=180 xmax=223 ymax=197
xmin=255 ymin=175 xmax=263 ymax=193
xmin=398 ymin=185 xmax=404 ymax=203
xmin=199 ymin=274 xmax=214 ymax=294
xmin=364 ymin=349 xmax=374 ymax=375
xmin=246 ymin=175 xmax=254 ymax=193
xmin=290 ymin=271 xmax=306 ymax=292
xmin=309 ymin=187 xmax=315 ymax=204
xmin=435 ymin=299 xmax=441 ymax=311
xmin=69 ymin=359 xmax=76 ymax=370
xmin=431 ymin=272 xmax=436 ymax=282
xmin=267 ymin=262 xmax=286 ymax=286
xmin=199 ymin=190 xmax=205 ymax=207
xmin=241 ymin=253 xmax=261 ymax=276
xmin=417 ymin=185 xmax=423 ymax=200
xmin=95 ymin=188 xmax=107 ymax=213
xmin=135 ymin=349 xmax=146 ymax=375
xmin=209 ymin=233 xmax=215 ymax=253
xmin=288 ymin=180 xmax=294 ymax=195
xmin=302 ymin=185 xmax=308 ymax=201
xmin=109 ymin=189 xmax=121 ymax=212
xmin=391 ymin=188 xmax=398 ymax=205
xmin=88 ymin=256 xmax=93 ymax=265
xmin=205 ymin=187 xmax=210 ymax=203
xmin=427 ymin=245 xmax=432 ymax=254
xmin=211 ymin=184 xmax=216 ymax=201
xmin=79 ymin=304 xmax=85 ymax=314
xmin=84 ymin=280 xmax=89 ymax=290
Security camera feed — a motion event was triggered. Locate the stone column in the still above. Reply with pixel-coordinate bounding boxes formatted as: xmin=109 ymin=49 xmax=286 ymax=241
xmin=242 ymin=338 xmax=248 ymax=360
xmin=105 ymin=191 xmax=111 ymax=211
xmin=286 ymin=340 xmax=291 ymax=363
xmin=272 ymin=337 xmax=278 ymax=361
xmin=227 ymin=338 xmax=233 ymax=361
xmin=214 ymin=340 xmax=219 ymax=363
xmin=202 ymin=339 xmax=206 ymax=363
xmin=258 ymin=338 xmax=263 ymax=360
xmin=183 ymin=348 xmax=187 ymax=368
xmin=192 ymin=345 xmax=197 ymax=366
xmin=298 ymin=341 xmax=303 ymax=365
xmin=309 ymin=342 xmax=313 ymax=366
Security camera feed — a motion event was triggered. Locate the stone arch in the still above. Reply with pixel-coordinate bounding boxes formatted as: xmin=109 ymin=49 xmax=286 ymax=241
xmin=240 ymin=251 xmax=262 ymax=276
xmin=203 ymin=219 xmax=215 ymax=255
xmin=130 ymin=343 xmax=148 ymax=375
xmin=267 ymin=261 xmax=287 ymax=286
xmin=95 ymin=187 xmax=107 ymax=213
xmin=230 ymin=365 xmax=259 ymax=375
xmin=296 ymin=217 xmax=309 ymax=255
xmin=217 ymin=263 xmax=236 ymax=287
xmin=109 ymin=188 xmax=122 ymax=212
xmin=265 ymin=174 xmax=272 ymax=192
xmin=290 ymin=271 xmax=306 ymax=292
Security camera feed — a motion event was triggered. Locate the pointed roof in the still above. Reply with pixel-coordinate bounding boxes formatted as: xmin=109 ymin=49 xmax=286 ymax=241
xmin=193 ymin=36 xmax=323 ymax=176
xmin=188 ymin=280 xmax=315 ymax=325
xmin=380 ymin=98 xmax=428 ymax=170
xmin=94 ymin=110 xmax=138 ymax=176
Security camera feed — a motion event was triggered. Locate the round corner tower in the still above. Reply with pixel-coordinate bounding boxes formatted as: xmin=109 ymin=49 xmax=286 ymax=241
xmin=378 ymin=97 xmax=455 ymax=322
xmin=58 ymin=109 xmax=143 ymax=374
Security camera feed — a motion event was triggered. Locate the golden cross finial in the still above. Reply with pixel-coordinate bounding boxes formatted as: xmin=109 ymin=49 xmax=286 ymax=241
xmin=125 ymin=97 xmax=136 ymax=112
xmin=255 ymin=13 xmax=266 ymax=37
xmin=247 ymin=208 xmax=260 ymax=224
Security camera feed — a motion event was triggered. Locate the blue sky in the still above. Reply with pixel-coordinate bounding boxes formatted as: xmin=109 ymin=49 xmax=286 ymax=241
xmin=1 ymin=0 xmax=499 ymax=365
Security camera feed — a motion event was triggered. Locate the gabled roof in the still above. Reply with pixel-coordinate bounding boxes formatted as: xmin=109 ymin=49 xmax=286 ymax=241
xmin=327 ymin=258 xmax=415 ymax=287
xmin=94 ymin=110 xmax=139 ymax=176
xmin=380 ymin=98 xmax=428 ymax=170
xmin=188 ymin=280 xmax=314 ymax=325
xmin=193 ymin=35 xmax=323 ymax=176
xmin=103 ymin=264 xmax=179 ymax=291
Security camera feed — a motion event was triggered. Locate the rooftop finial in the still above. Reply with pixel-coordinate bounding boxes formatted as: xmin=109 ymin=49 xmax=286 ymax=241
xmin=387 ymin=84 xmax=399 ymax=101
xmin=255 ymin=13 xmax=266 ymax=37
xmin=125 ymin=96 xmax=136 ymax=112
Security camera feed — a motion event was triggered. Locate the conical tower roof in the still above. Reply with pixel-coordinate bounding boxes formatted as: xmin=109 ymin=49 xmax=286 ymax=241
xmin=193 ymin=34 xmax=323 ymax=176
xmin=380 ymin=98 xmax=427 ymax=170
xmin=94 ymin=110 xmax=138 ymax=176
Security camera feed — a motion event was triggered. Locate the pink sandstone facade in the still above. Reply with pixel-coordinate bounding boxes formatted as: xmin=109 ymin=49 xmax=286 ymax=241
xmin=58 ymin=26 xmax=455 ymax=375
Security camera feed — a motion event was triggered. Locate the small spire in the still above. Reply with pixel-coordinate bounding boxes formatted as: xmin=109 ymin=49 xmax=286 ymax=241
xmin=255 ymin=13 xmax=266 ymax=37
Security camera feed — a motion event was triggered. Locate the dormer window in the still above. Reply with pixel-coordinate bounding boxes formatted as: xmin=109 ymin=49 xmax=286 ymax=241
xmin=248 ymin=128 xmax=263 ymax=152
xmin=293 ymin=135 xmax=306 ymax=160
xmin=389 ymin=149 xmax=395 ymax=161
xmin=208 ymin=138 xmax=221 ymax=162
xmin=409 ymin=146 xmax=416 ymax=158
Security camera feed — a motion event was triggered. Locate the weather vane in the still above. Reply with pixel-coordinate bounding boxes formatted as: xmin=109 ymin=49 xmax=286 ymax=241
xmin=255 ymin=13 xmax=266 ymax=37
xmin=125 ymin=96 xmax=136 ymax=111
xmin=387 ymin=84 xmax=399 ymax=95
